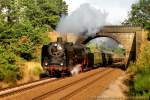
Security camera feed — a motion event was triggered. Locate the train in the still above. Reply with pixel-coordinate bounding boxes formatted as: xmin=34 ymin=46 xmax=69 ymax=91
xmin=41 ymin=37 xmax=126 ymax=77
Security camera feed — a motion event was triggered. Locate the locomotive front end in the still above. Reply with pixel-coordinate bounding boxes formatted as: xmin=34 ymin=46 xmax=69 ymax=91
xmin=41 ymin=37 xmax=70 ymax=76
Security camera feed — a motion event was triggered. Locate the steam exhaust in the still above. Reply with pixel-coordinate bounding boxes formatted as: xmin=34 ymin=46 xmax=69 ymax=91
xmin=56 ymin=3 xmax=108 ymax=43
xmin=70 ymin=64 xmax=82 ymax=76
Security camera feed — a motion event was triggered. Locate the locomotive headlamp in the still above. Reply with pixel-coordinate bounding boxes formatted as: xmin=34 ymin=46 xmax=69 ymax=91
xmin=60 ymin=63 xmax=63 ymax=66
xmin=44 ymin=62 xmax=48 ymax=66
xmin=54 ymin=43 xmax=57 ymax=46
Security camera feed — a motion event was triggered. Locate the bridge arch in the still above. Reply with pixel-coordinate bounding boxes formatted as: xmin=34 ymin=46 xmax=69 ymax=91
xmin=82 ymin=34 xmax=121 ymax=45
xmin=80 ymin=26 xmax=146 ymax=66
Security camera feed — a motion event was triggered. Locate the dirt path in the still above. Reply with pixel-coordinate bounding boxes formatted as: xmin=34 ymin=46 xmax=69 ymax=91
xmin=99 ymin=71 xmax=128 ymax=99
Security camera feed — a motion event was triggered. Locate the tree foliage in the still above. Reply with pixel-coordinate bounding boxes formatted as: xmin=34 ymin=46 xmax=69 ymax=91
xmin=128 ymin=42 xmax=150 ymax=96
xmin=123 ymin=0 xmax=150 ymax=40
xmin=0 ymin=0 xmax=68 ymax=83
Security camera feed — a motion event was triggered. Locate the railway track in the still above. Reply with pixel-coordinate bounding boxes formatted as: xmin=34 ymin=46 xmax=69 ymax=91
xmin=0 ymin=68 xmax=122 ymax=100
xmin=61 ymin=69 xmax=114 ymax=100
xmin=32 ymin=68 xmax=113 ymax=100
xmin=0 ymin=78 xmax=57 ymax=98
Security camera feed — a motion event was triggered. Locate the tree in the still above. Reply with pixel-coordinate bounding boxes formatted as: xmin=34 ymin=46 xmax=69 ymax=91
xmin=123 ymin=0 xmax=150 ymax=40
xmin=0 ymin=0 xmax=68 ymax=83
xmin=0 ymin=0 xmax=68 ymax=60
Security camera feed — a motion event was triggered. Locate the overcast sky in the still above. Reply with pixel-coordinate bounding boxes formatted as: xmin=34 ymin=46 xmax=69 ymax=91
xmin=64 ymin=0 xmax=138 ymax=25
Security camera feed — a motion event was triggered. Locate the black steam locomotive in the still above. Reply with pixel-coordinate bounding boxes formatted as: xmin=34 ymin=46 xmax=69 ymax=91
xmin=41 ymin=37 xmax=94 ymax=77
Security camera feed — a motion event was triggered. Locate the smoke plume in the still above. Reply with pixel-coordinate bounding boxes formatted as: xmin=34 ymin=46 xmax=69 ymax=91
xmin=56 ymin=3 xmax=108 ymax=36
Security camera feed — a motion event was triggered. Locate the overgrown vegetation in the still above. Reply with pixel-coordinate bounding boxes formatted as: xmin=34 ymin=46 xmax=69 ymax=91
xmin=0 ymin=0 xmax=68 ymax=85
xmin=124 ymin=0 xmax=150 ymax=96
xmin=86 ymin=41 xmax=125 ymax=56
xmin=128 ymin=42 xmax=150 ymax=96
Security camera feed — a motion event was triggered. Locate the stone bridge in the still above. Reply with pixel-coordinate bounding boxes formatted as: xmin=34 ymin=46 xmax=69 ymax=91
xmin=82 ymin=26 xmax=147 ymax=65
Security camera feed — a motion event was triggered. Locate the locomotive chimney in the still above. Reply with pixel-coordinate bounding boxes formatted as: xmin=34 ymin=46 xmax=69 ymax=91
xmin=57 ymin=37 xmax=63 ymax=43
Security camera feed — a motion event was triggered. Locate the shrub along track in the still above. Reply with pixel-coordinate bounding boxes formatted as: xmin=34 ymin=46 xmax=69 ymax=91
xmin=0 ymin=67 xmax=123 ymax=100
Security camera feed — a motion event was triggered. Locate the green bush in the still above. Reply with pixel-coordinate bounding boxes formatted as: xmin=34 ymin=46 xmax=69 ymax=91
xmin=0 ymin=46 xmax=22 ymax=83
xmin=134 ymin=68 xmax=150 ymax=91
xmin=0 ymin=64 xmax=22 ymax=82
xmin=0 ymin=0 xmax=68 ymax=85
xmin=0 ymin=67 xmax=5 ymax=80
xmin=128 ymin=42 xmax=150 ymax=96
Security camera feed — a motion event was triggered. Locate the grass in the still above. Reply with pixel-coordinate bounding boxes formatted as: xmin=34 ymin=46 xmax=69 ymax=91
xmin=0 ymin=62 xmax=43 ymax=89
xmin=30 ymin=65 xmax=43 ymax=76
xmin=128 ymin=41 xmax=150 ymax=96
xmin=23 ymin=62 xmax=43 ymax=82
xmin=12 ymin=61 xmax=43 ymax=87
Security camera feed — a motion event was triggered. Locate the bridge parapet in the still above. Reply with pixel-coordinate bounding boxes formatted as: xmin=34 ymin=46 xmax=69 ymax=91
xmin=87 ymin=26 xmax=146 ymax=65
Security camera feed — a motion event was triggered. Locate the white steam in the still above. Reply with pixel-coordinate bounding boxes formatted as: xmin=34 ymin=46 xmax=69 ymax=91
xmin=56 ymin=3 xmax=108 ymax=35
xmin=70 ymin=64 xmax=82 ymax=76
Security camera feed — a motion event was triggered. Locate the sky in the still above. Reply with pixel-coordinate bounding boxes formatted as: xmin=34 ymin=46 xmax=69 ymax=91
xmin=64 ymin=0 xmax=138 ymax=25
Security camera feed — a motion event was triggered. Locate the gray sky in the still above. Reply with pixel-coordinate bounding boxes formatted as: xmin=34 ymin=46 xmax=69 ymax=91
xmin=64 ymin=0 xmax=138 ymax=25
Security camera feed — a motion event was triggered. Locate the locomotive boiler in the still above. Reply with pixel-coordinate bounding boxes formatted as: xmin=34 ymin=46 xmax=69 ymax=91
xmin=41 ymin=37 xmax=94 ymax=77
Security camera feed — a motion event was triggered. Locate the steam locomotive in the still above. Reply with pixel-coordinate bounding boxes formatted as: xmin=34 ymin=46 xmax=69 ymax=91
xmin=41 ymin=37 xmax=94 ymax=77
xmin=41 ymin=36 xmax=126 ymax=77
